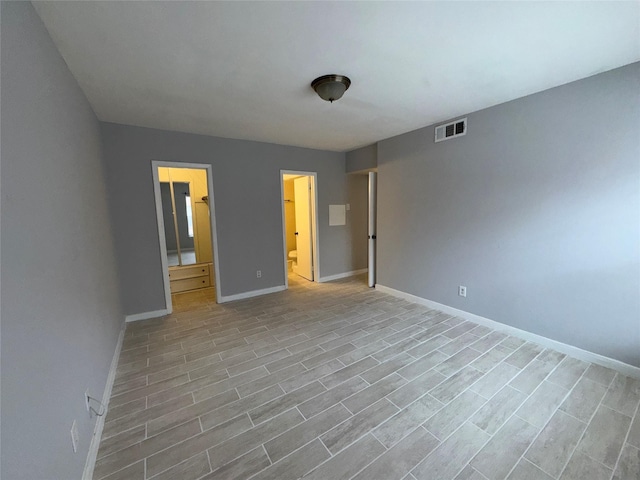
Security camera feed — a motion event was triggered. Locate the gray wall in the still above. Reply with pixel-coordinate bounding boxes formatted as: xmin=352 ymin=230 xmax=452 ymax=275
xmin=346 ymin=143 xmax=377 ymax=173
xmin=377 ymin=63 xmax=640 ymax=367
xmin=1 ymin=2 xmax=123 ymax=478
xmin=347 ymin=174 xmax=369 ymax=272
xmin=100 ymin=123 xmax=359 ymax=314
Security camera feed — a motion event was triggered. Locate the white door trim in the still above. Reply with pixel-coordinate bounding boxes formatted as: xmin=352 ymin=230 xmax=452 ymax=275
xmin=368 ymin=172 xmax=377 ymax=287
xmin=280 ymin=170 xmax=320 ymax=288
xmin=152 ymin=161 xmax=222 ymax=311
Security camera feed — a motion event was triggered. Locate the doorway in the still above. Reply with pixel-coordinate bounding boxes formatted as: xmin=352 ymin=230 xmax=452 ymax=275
xmin=152 ymin=162 xmax=222 ymax=312
xmin=281 ymin=171 xmax=319 ymax=287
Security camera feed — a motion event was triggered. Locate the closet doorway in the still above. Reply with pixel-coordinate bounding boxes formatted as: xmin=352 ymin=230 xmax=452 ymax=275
xmin=281 ymin=171 xmax=319 ymax=286
xmin=152 ymin=162 xmax=222 ymax=312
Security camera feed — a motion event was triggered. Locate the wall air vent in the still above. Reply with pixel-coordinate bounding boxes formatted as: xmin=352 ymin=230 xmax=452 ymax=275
xmin=435 ymin=118 xmax=467 ymax=143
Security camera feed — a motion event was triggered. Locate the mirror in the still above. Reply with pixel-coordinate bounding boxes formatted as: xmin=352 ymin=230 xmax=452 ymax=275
xmin=160 ymin=182 xmax=195 ymax=266
xmin=159 ymin=167 xmax=213 ymax=268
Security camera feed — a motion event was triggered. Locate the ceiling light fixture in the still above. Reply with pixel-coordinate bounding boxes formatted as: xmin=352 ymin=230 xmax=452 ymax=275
xmin=311 ymin=74 xmax=351 ymax=103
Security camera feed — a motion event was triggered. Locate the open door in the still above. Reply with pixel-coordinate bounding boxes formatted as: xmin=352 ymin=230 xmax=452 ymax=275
xmin=294 ymin=176 xmax=314 ymax=281
xmin=368 ymin=172 xmax=377 ymax=287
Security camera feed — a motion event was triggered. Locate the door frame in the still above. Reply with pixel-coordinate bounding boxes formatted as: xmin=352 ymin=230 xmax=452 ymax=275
xmin=368 ymin=172 xmax=377 ymax=287
xmin=280 ymin=170 xmax=320 ymax=288
xmin=152 ymin=161 xmax=222 ymax=312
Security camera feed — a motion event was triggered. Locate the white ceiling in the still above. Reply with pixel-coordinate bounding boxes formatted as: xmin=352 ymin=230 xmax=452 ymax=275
xmin=33 ymin=1 xmax=639 ymax=152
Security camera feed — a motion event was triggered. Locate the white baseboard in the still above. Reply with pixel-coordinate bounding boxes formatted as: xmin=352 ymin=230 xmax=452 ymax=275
xmin=125 ymin=309 xmax=168 ymax=323
xmin=82 ymin=322 xmax=126 ymax=480
xmin=318 ymin=268 xmax=368 ymax=283
xmin=375 ymin=284 xmax=640 ymax=380
xmin=218 ymin=285 xmax=286 ymax=303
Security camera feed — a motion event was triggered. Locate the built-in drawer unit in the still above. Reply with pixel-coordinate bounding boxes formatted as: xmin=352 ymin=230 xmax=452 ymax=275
xmin=170 ymin=275 xmax=210 ymax=293
xmin=169 ymin=263 xmax=212 ymax=294
xmin=169 ymin=264 xmax=209 ymax=281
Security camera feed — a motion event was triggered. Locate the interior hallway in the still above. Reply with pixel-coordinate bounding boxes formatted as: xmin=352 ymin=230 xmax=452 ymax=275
xmin=94 ymin=275 xmax=640 ymax=480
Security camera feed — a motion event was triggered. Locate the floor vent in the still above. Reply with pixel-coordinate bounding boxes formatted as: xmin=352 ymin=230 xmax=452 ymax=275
xmin=435 ymin=118 xmax=467 ymax=143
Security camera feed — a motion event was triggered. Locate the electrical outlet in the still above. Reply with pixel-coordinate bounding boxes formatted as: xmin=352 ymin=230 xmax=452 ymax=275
xmin=346 ymin=203 xmax=350 ymax=211
xmin=70 ymin=420 xmax=79 ymax=453
xmin=256 ymin=270 xmax=261 ymax=278
xmin=458 ymin=286 xmax=467 ymax=297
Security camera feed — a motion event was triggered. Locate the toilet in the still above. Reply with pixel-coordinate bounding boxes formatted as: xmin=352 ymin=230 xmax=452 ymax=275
xmin=288 ymin=250 xmax=298 ymax=272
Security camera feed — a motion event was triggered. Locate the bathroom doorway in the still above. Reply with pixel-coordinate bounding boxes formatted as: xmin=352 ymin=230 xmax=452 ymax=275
xmin=281 ymin=171 xmax=319 ymax=286
xmin=152 ymin=162 xmax=222 ymax=312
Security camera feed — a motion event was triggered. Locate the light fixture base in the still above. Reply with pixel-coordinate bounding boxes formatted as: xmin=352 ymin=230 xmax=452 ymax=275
xmin=311 ymin=74 xmax=351 ymax=103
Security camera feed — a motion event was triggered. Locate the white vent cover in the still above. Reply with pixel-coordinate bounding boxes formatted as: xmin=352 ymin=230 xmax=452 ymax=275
xmin=435 ymin=118 xmax=467 ymax=143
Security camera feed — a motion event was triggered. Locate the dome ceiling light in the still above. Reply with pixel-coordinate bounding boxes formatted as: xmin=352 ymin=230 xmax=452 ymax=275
xmin=311 ymin=74 xmax=351 ymax=103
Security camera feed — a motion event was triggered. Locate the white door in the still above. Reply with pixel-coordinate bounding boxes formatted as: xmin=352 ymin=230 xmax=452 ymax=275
xmin=294 ymin=176 xmax=314 ymax=281
xmin=368 ymin=172 xmax=377 ymax=287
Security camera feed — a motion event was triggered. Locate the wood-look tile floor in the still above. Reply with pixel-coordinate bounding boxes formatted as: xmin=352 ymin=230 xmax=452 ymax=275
xmin=94 ymin=274 xmax=640 ymax=480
